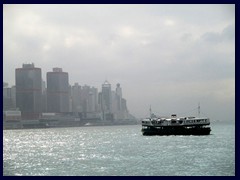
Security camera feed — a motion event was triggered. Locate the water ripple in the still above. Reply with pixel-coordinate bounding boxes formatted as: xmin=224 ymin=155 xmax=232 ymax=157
xmin=4 ymin=124 xmax=235 ymax=176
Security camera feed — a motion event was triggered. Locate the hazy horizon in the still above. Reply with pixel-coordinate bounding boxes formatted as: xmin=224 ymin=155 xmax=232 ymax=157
xmin=3 ymin=4 xmax=235 ymax=121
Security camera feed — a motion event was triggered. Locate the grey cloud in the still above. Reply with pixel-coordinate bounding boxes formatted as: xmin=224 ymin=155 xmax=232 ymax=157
xmin=201 ymin=32 xmax=222 ymax=43
xmin=201 ymin=23 xmax=235 ymax=43
xmin=180 ymin=33 xmax=193 ymax=42
xmin=222 ymin=24 xmax=235 ymax=41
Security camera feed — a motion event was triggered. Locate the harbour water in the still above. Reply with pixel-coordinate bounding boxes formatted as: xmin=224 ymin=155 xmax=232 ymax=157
xmin=3 ymin=122 xmax=235 ymax=176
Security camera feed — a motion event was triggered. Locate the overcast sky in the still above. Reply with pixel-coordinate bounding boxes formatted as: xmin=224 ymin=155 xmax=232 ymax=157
xmin=3 ymin=4 xmax=235 ymax=121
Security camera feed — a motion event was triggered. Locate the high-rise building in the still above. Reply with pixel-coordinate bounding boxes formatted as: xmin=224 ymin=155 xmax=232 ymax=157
xmin=112 ymin=90 xmax=118 ymax=116
xmin=11 ymin=86 xmax=16 ymax=109
xmin=3 ymin=86 xmax=15 ymax=110
xmin=121 ymin=98 xmax=129 ymax=119
xmin=116 ymin=83 xmax=122 ymax=112
xmin=88 ymin=87 xmax=98 ymax=113
xmin=15 ymin=63 xmax=42 ymax=119
xmin=68 ymin=85 xmax=73 ymax=112
xmin=72 ymin=83 xmax=82 ymax=112
xmin=47 ymin=68 xmax=69 ymax=113
xmin=112 ymin=83 xmax=127 ymax=120
xmin=101 ymin=80 xmax=112 ymax=113
xmin=81 ymin=85 xmax=90 ymax=113
xmin=41 ymin=80 xmax=47 ymax=112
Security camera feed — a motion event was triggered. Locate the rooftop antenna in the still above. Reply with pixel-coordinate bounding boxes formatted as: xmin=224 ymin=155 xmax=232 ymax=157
xmin=149 ymin=105 xmax=152 ymax=118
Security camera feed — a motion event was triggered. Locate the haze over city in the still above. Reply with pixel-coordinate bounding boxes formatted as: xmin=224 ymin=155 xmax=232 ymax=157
xmin=3 ymin=4 xmax=235 ymax=121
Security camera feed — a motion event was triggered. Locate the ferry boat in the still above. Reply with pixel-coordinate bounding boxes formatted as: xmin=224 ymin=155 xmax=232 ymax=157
xmin=141 ymin=105 xmax=211 ymax=136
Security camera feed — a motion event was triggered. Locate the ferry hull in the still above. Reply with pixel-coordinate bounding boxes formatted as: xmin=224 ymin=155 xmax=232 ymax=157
xmin=142 ymin=126 xmax=211 ymax=136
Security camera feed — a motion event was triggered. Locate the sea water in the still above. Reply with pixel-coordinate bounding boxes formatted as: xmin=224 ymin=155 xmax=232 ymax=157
xmin=3 ymin=122 xmax=235 ymax=176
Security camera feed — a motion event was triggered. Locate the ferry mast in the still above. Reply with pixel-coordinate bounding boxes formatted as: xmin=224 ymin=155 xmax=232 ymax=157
xmin=198 ymin=103 xmax=200 ymax=117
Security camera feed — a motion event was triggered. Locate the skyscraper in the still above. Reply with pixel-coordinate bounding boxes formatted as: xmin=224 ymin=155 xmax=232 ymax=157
xmin=101 ymin=80 xmax=112 ymax=113
xmin=71 ymin=83 xmax=82 ymax=112
xmin=41 ymin=80 xmax=47 ymax=112
xmin=3 ymin=86 xmax=15 ymax=110
xmin=88 ymin=87 xmax=98 ymax=113
xmin=81 ymin=85 xmax=90 ymax=113
xmin=47 ymin=68 xmax=69 ymax=113
xmin=116 ymin=83 xmax=122 ymax=112
xmin=15 ymin=63 xmax=42 ymax=119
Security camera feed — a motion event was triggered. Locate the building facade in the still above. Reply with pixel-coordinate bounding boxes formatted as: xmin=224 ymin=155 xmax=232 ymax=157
xmin=116 ymin=83 xmax=122 ymax=112
xmin=15 ymin=63 xmax=42 ymax=119
xmin=41 ymin=80 xmax=47 ymax=112
xmin=3 ymin=86 xmax=16 ymax=110
xmin=101 ymin=80 xmax=112 ymax=113
xmin=71 ymin=83 xmax=82 ymax=112
xmin=47 ymin=68 xmax=69 ymax=113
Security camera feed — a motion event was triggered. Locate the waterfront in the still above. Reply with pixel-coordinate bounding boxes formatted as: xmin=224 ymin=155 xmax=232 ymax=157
xmin=3 ymin=122 xmax=235 ymax=176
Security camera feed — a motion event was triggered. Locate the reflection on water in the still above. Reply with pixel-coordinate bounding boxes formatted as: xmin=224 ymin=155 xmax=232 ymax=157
xmin=3 ymin=124 xmax=235 ymax=176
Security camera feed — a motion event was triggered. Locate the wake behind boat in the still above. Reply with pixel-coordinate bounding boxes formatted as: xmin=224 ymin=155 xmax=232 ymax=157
xmin=141 ymin=105 xmax=211 ymax=136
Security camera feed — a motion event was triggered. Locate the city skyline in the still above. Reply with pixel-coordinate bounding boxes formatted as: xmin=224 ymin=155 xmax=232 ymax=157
xmin=3 ymin=4 xmax=235 ymax=120
xmin=4 ymin=63 xmax=132 ymax=123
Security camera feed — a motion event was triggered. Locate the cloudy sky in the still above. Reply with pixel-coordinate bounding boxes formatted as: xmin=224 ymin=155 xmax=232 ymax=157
xmin=3 ymin=4 xmax=235 ymax=121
